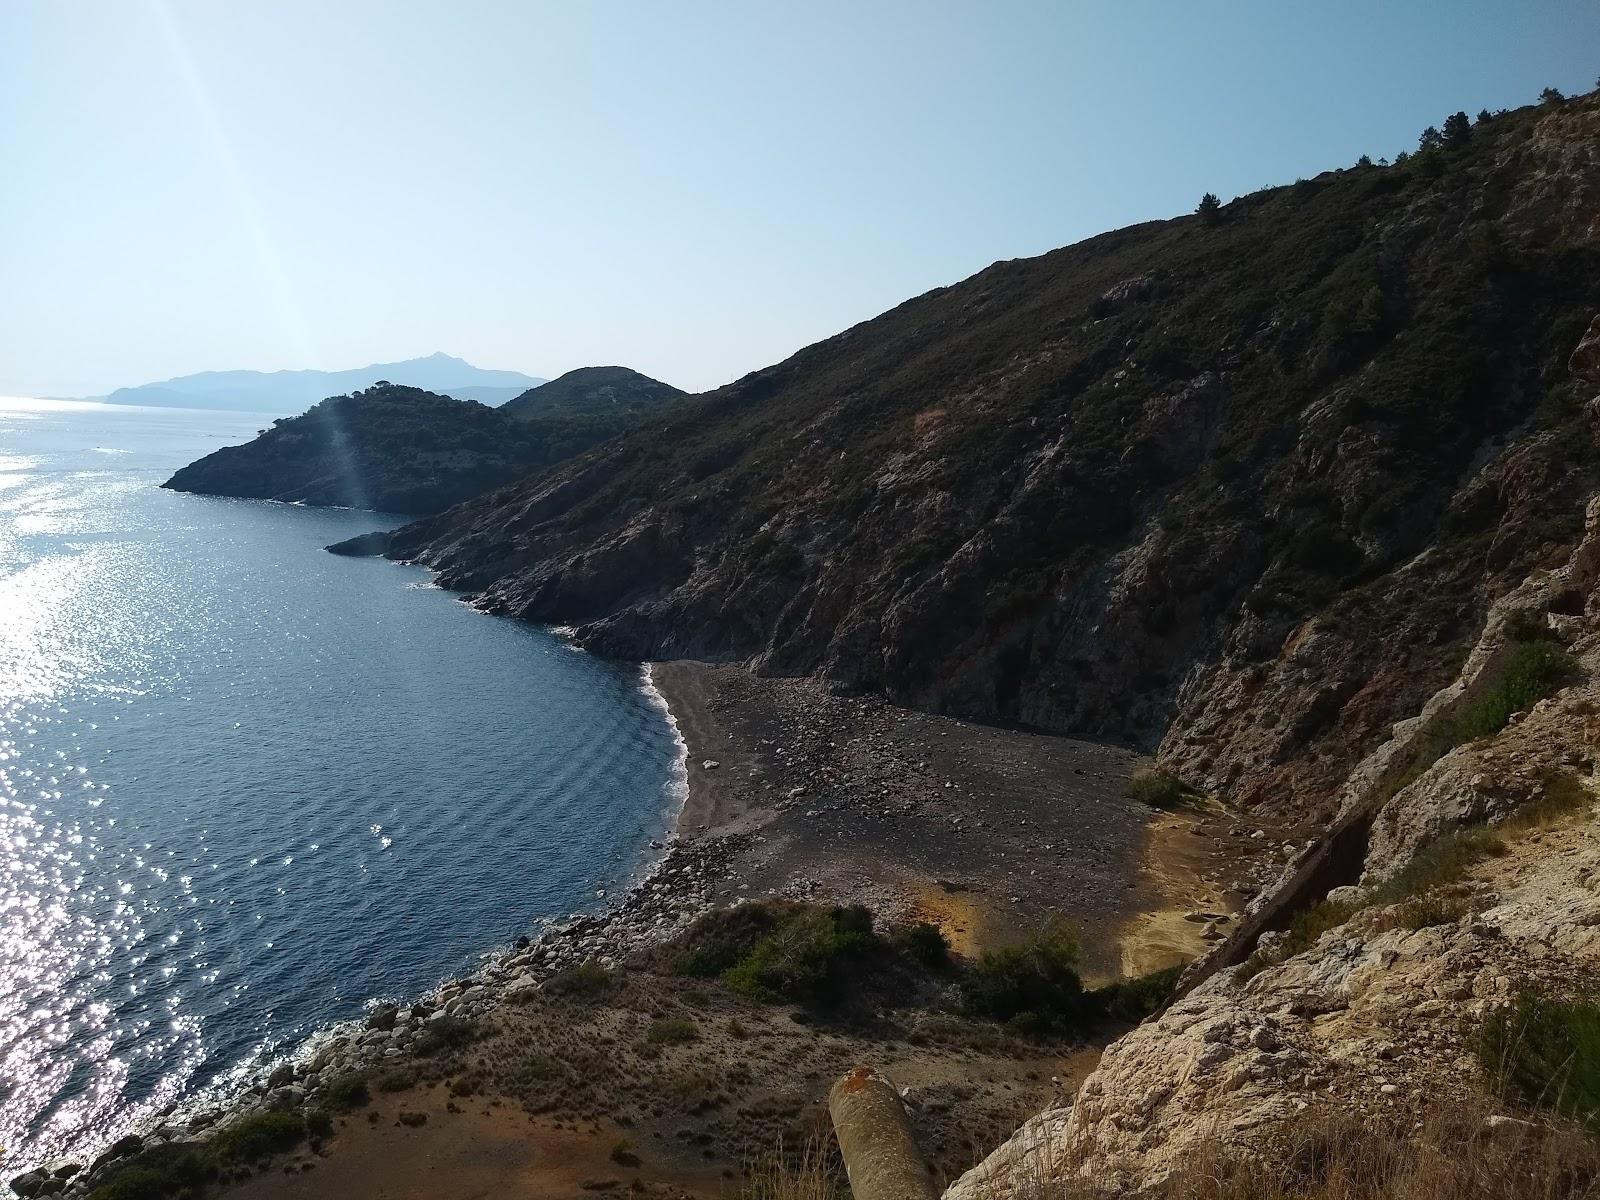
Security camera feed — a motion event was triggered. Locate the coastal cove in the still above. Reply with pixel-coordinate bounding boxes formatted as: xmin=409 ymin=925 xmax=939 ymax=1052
xmin=44 ymin=650 xmax=1286 ymax=1200
xmin=0 ymin=399 xmax=685 ymax=1175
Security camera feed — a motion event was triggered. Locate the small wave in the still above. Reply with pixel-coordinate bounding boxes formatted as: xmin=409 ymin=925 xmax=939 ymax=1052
xmin=548 ymin=625 xmax=588 ymax=652
xmin=639 ymin=665 xmax=690 ymax=820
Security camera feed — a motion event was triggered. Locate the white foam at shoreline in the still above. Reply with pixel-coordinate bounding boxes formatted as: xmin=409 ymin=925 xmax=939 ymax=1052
xmin=640 ymin=662 xmax=690 ymax=826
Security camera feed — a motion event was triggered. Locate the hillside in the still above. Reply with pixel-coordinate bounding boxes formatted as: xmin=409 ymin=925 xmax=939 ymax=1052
xmin=105 ymin=353 xmax=544 ymax=413
xmin=500 ymin=365 xmax=685 ymax=420
xmin=364 ymin=94 xmax=1600 ymax=835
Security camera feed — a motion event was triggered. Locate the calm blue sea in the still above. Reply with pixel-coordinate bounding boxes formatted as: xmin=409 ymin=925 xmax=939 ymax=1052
xmin=0 ymin=398 xmax=684 ymax=1172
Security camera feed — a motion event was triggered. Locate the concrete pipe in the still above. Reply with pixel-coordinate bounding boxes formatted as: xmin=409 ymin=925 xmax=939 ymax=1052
xmin=828 ymin=1067 xmax=938 ymax=1200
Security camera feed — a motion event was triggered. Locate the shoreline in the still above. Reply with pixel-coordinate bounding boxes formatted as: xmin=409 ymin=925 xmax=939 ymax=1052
xmin=29 ymin=658 xmax=1285 ymax=1197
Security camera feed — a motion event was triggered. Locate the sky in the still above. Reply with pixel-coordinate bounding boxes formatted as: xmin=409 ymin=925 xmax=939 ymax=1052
xmin=2 ymin=2 xmax=1597 ymax=398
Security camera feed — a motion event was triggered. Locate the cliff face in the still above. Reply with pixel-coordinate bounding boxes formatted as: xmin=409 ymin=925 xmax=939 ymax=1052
xmin=946 ymin=494 xmax=1600 ymax=1197
xmin=384 ymin=96 xmax=1600 ymax=828
xmin=163 ymin=375 xmax=681 ymax=515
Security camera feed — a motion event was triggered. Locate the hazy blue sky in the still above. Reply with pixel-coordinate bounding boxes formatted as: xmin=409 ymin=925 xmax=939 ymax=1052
xmin=3 ymin=2 xmax=1596 ymax=397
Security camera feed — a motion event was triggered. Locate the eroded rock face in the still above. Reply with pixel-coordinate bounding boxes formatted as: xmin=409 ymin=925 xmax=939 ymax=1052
xmin=384 ymin=96 xmax=1600 ymax=830
xmin=946 ymin=510 xmax=1600 ymax=1198
xmin=1573 ymin=315 xmax=1600 ymax=386
xmin=948 ymin=782 xmax=1600 ymax=1196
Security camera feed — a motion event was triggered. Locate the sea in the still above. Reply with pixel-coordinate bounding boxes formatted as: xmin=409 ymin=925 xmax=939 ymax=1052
xmin=0 ymin=397 xmax=685 ymax=1172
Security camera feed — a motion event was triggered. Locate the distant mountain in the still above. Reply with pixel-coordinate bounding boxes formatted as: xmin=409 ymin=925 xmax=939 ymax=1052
xmin=501 ymin=365 xmax=684 ymax=420
xmin=162 ymin=370 xmax=684 ymax=515
xmin=102 ymin=353 xmax=545 ymax=413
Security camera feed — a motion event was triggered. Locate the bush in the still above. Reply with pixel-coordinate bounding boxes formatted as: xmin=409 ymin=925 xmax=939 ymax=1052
xmin=1446 ymin=636 xmax=1573 ymax=745
xmin=1482 ymin=989 xmax=1600 ymax=1129
xmin=375 ymin=1066 xmax=418 ymax=1091
xmin=1125 ymin=767 xmax=1191 ymax=809
xmin=959 ymin=920 xmax=1086 ymax=1034
xmin=1512 ymin=768 xmax=1592 ymax=829
xmin=894 ymin=922 xmax=950 ymax=970
xmin=1089 ymin=963 xmax=1185 ymax=1022
xmin=1385 ymin=633 xmax=1574 ymax=798
xmin=543 ymin=959 xmax=616 ymax=998
xmin=673 ymin=903 xmax=785 ymax=978
xmin=305 ymin=1108 xmax=333 ymax=1138
xmin=84 ymin=1146 xmax=211 ymax=1200
xmin=1167 ymin=1097 xmax=1600 ymax=1198
xmin=1393 ymin=895 xmax=1470 ymax=931
xmin=210 ymin=1110 xmax=307 ymax=1163
xmin=1371 ymin=826 xmax=1506 ymax=903
xmin=645 ymin=1017 xmax=699 ymax=1046
xmin=1239 ymin=899 xmax=1357 ymax=981
xmin=324 ymin=1072 xmax=370 ymax=1109
xmin=723 ymin=906 xmax=882 ymax=1006
xmin=414 ymin=1013 xmax=475 ymax=1056
xmin=610 ymin=1137 xmax=640 ymax=1167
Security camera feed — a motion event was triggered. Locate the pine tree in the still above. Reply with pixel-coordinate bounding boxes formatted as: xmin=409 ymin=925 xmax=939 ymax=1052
xmin=1541 ymin=86 xmax=1566 ymax=104
xmin=1476 ymin=109 xmax=1492 ymax=124
xmin=1196 ymin=193 xmax=1221 ymax=223
xmin=1441 ymin=112 xmax=1472 ymax=149
xmin=1418 ymin=126 xmax=1444 ymax=152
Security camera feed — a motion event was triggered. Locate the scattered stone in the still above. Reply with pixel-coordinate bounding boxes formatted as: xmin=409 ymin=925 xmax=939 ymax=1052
xmin=366 ymin=1004 xmax=399 ymax=1032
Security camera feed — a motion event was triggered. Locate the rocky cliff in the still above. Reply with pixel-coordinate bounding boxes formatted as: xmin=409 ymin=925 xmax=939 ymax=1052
xmin=163 ymin=372 xmax=681 ymax=514
xmin=374 ymin=94 xmax=1600 ymax=833
xmin=946 ymin=477 xmax=1600 ymax=1196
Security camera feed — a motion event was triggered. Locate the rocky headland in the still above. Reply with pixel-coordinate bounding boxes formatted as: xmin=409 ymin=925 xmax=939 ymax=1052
xmin=162 ymin=367 xmax=683 ymax=515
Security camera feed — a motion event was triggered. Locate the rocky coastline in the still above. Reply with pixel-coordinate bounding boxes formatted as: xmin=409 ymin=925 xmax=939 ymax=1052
xmin=16 ymin=658 xmax=1244 ymax=1198
xmin=11 ymin=665 xmax=734 ymax=1198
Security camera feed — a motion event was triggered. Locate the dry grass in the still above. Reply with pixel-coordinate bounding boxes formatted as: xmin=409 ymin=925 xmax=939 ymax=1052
xmin=1173 ymin=1104 xmax=1600 ymax=1200
xmin=740 ymin=1136 xmax=846 ymax=1200
xmin=952 ymin=1099 xmax=1600 ymax=1200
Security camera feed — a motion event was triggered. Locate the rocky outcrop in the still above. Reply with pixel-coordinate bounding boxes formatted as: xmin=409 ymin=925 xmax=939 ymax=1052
xmin=950 ymin=701 xmax=1600 ymax=1196
xmin=163 ymin=375 xmax=681 ymax=515
xmin=377 ymin=95 xmax=1600 ymax=832
xmin=945 ymin=484 xmax=1600 ymax=1197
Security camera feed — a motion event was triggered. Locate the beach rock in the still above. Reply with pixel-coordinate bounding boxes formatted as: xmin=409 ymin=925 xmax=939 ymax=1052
xmin=89 ymin=1135 xmax=143 ymax=1174
xmin=9 ymin=1171 xmax=47 ymax=1199
xmin=268 ymin=1086 xmax=306 ymax=1111
xmin=45 ymin=1161 xmax=80 ymax=1182
xmin=366 ymin=1004 xmax=399 ymax=1031
xmin=267 ymin=1063 xmax=297 ymax=1088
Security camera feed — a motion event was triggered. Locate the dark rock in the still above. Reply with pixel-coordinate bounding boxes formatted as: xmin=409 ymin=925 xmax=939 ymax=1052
xmin=366 ymin=1004 xmax=399 ymax=1032
xmin=326 ymin=530 xmax=392 ymax=557
xmin=89 ymin=1134 xmax=144 ymax=1174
